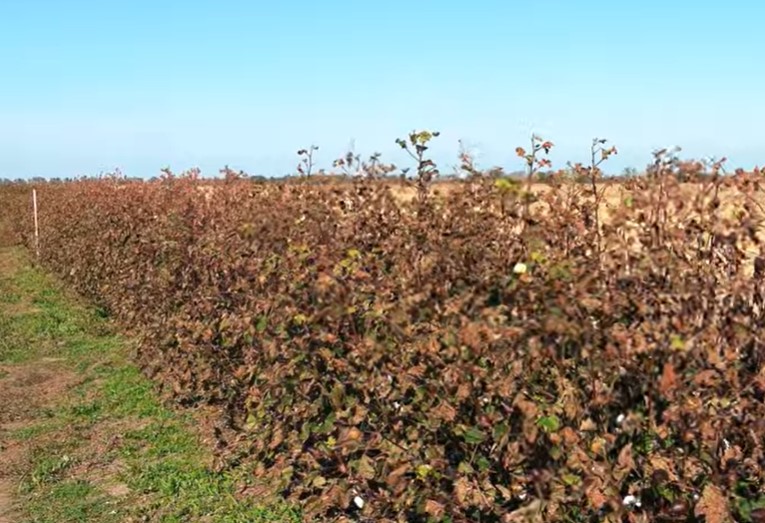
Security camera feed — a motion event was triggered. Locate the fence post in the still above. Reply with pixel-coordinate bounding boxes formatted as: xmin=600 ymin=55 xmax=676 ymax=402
xmin=32 ymin=188 xmax=40 ymax=258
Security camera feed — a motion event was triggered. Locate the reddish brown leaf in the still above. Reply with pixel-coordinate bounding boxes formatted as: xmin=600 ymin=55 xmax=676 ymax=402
xmin=659 ymin=361 xmax=679 ymax=398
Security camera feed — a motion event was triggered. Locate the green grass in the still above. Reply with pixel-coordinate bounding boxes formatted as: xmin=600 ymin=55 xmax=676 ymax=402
xmin=0 ymin=247 xmax=301 ymax=523
xmin=25 ymin=480 xmax=125 ymax=523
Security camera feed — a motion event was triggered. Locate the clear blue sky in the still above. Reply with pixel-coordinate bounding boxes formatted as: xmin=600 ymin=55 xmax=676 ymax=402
xmin=1 ymin=0 xmax=763 ymax=179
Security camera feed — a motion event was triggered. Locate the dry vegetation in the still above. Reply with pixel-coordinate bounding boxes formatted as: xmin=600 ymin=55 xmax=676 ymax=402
xmin=2 ymin=134 xmax=765 ymax=522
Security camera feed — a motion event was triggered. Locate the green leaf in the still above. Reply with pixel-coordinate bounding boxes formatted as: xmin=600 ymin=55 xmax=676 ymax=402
xmin=416 ymin=464 xmax=433 ymax=480
xmin=462 ymin=426 xmax=487 ymax=445
xmin=416 ymin=131 xmax=433 ymax=144
xmin=656 ymin=484 xmax=675 ymax=502
xmin=494 ymin=178 xmax=518 ymax=191
xmin=549 ymin=263 xmax=572 ymax=281
xmin=562 ymin=474 xmax=581 ymax=487
xmin=670 ymin=334 xmax=685 ymax=350
xmin=255 ymin=315 xmax=268 ymax=333
xmin=330 ymin=383 xmax=345 ymax=409
xmin=493 ymin=422 xmax=510 ymax=440
xmin=355 ymin=455 xmax=376 ymax=480
xmin=737 ymin=495 xmax=765 ymax=522
xmin=536 ymin=415 xmax=561 ymax=434
xmin=316 ymin=412 xmax=336 ymax=434
xmin=530 ymin=251 xmax=546 ymax=263
xmin=458 ymin=461 xmax=474 ymax=474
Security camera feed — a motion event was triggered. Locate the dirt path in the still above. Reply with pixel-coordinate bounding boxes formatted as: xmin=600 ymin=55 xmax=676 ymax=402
xmin=0 ymin=361 xmax=76 ymax=522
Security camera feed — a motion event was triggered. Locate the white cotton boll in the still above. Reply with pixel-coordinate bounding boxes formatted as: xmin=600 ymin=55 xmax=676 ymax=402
xmin=354 ymin=496 xmax=365 ymax=509
xmin=622 ymin=495 xmax=641 ymax=508
xmin=616 ymin=413 xmax=626 ymax=424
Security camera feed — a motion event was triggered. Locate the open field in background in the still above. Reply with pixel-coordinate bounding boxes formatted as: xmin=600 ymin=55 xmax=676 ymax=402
xmin=197 ymin=177 xmax=765 ymax=216
xmin=201 ymin=177 xmax=765 ymax=274
xmin=375 ymin=180 xmax=765 ymax=270
xmin=2 ymin=163 xmax=765 ymax=522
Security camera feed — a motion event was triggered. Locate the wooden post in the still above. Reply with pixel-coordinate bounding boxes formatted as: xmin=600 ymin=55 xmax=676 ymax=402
xmin=32 ymin=188 xmax=39 ymax=258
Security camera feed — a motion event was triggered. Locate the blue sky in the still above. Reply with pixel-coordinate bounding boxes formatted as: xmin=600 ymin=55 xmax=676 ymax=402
xmin=0 ymin=0 xmax=763 ymax=178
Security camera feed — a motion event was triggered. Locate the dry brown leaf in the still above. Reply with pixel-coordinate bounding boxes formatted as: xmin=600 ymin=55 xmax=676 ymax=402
xmin=514 ymin=397 xmax=539 ymax=419
xmin=648 ymin=455 xmax=679 ymax=482
xmin=614 ymin=443 xmax=635 ymax=481
xmin=502 ymin=499 xmax=544 ymax=522
xmin=268 ymin=427 xmax=284 ymax=450
xmin=560 ymin=426 xmax=580 ymax=445
xmin=720 ymin=445 xmax=743 ymax=471
xmin=591 ymin=436 xmax=608 ymax=456
xmin=693 ymin=369 xmax=719 ymax=386
xmin=433 ymin=401 xmax=457 ymax=422
xmin=456 ymin=383 xmax=472 ymax=401
xmin=424 ymin=499 xmax=445 ymax=517
xmin=585 ymin=485 xmax=609 ymax=511
xmin=694 ymin=484 xmax=730 ymax=523
xmin=385 ymin=463 xmax=410 ymax=490
xmin=454 ymin=477 xmax=471 ymax=506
